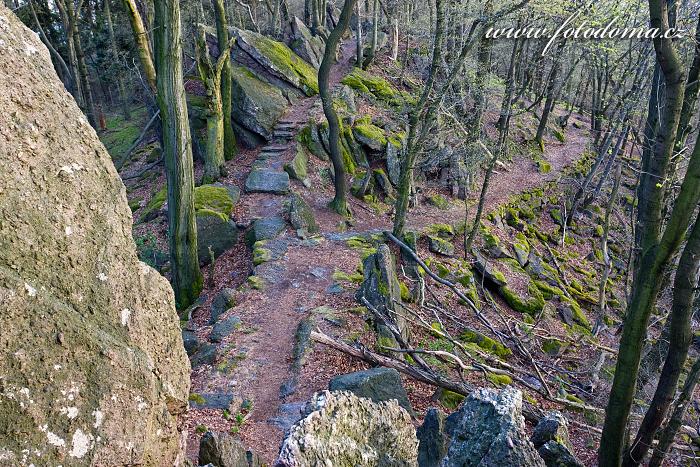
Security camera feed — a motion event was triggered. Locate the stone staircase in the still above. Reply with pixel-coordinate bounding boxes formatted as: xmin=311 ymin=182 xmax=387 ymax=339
xmin=244 ymin=119 xmax=301 ymax=195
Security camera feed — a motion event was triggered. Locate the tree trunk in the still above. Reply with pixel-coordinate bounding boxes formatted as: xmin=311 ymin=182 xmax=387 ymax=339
xmin=534 ymin=41 xmax=565 ymax=149
xmin=389 ymin=14 xmax=398 ymax=60
xmin=154 ymin=0 xmax=203 ymax=309
xmin=361 ymin=0 xmax=378 ymax=69
xmin=625 ymin=138 xmax=700 ymax=465
xmin=598 ymin=0 xmax=690 ymax=461
xmin=355 ymin=0 xmax=363 ymax=66
xmin=319 ymin=0 xmax=356 ymax=217
xmin=213 ymin=0 xmax=237 ymax=160
xmin=104 ymin=0 xmax=131 ymax=120
xmin=123 ymin=0 xmax=158 ymax=95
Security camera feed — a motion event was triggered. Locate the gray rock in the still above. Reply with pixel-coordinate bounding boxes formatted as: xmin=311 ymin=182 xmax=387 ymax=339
xmin=284 ymin=145 xmax=310 ymax=186
xmin=532 ymin=412 xmax=583 ymax=467
xmin=473 ymin=250 xmax=507 ymax=286
xmin=245 ymin=169 xmax=290 ymax=194
xmin=417 ymin=408 xmax=447 ymax=467
xmin=275 ymin=391 xmax=418 ymax=466
xmin=289 ymin=16 xmax=325 ymax=69
xmin=442 ymin=387 xmax=545 ymax=467
xmin=182 ymin=329 xmax=201 ymax=356
xmin=374 ymin=168 xmax=395 ymax=198
xmin=356 ymin=244 xmax=409 ymax=344
xmin=189 ymin=393 xmax=235 ymax=410
xmin=199 ymin=431 xmax=263 ymax=467
xmin=269 ymin=402 xmax=306 ymax=433
xmin=386 ymin=142 xmax=401 ymax=185
xmin=351 ymin=169 xmax=375 ymax=198
xmin=210 ymin=315 xmax=242 ymax=343
xmin=0 ymin=11 xmax=190 ymax=465
xmin=246 ymin=216 xmax=287 ymax=246
xmin=328 ymin=367 xmax=413 ymax=414
xmin=190 ymin=343 xmax=218 ymax=366
xmin=537 ymin=441 xmax=584 ymax=467
xmin=428 ymin=236 xmax=455 ymax=256
xmin=230 ymin=65 xmax=288 ymax=141
xmin=197 ymin=214 xmax=239 ymax=265
xmin=287 ymin=193 xmax=319 ymax=235
xmin=210 ymin=288 xmax=237 ymax=324
xmin=532 ymin=412 xmax=571 ymax=449
xmin=525 ymin=250 xmax=559 ymax=287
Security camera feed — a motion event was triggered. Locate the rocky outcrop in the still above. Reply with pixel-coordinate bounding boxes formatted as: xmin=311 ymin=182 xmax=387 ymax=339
xmin=531 ymin=412 xmax=583 ymax=467
xmin=289 ymin=16 xmax=325 ymax=69
xmin=195 ymin=185 xmax=240 ymax=264
xmin=0 ymin=7 xmax=189 ymax=465
xmin=443 ymin=387 xmax=545 ymax=466
xmin=231 ymin=66 xmax=289 ymax=144
xmin=275 ymin=391 xmax=418 ymax=466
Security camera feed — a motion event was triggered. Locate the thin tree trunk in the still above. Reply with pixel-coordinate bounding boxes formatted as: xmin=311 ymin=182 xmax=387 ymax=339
xmin=355 ymin=0 xmax=363 ymax=66
xmin=154 ymin=0 xmax=203 ymax=309
xmin=104 ymin=0 xmax=131 ymax=120
xmin=361 ymin=0 xmax=378 ymax=69
xmin=123 ymin=0 xmax=157 ymax=95
xmin=534 ymin=41 xmax=565 ymax=149
xmin=213 ymin=0 xmax=237 ymax=160
xmin=648 ymin=357 xmax=700 ymax=467
xmin=319 ymin=0 xmax=356 ymax=217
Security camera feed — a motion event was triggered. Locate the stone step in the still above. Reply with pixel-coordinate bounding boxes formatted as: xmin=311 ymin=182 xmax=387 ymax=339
xmin=245 ymin=169 xmax=290 ymax=194
xmin=273 ymin=130 xmax=295 ymax=138
xmin=261 ymin=144 xmax=288 ymax=153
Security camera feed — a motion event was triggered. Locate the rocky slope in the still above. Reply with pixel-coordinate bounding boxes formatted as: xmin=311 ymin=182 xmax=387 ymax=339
xmin=0 ymin=6 xmax=190 ymax=465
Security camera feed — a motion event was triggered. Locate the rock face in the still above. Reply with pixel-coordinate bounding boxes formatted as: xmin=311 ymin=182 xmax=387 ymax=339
xmin=442 ymin=387 xmax=545 ymax=467
xmin=417 ymin=408 xmax=447 ymax=467
xmin=289 ymin=16 xmax=325 ymax=69
xmin=328 ymin=367 xmax=413 ymax=413
xmin=231 ymin=65 xmax=288 ymax=143
xmin=0 ymin=7 xmax=190 ymax=466
xmin=275 ymin=391 xmax=418 ymax=466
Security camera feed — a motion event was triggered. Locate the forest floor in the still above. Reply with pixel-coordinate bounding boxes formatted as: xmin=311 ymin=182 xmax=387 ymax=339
xmin=111 ymin=42 xmax=602 ymax=464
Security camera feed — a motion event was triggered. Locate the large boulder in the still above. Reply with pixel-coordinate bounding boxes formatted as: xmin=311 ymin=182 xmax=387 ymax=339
xmin=0 ymin=8 xmax=189 ymax=465
xmin=231 ymin=66 xmax=288 ymax=143
xmin=275 ymin=391 xmax=418 ymax=466
xmin=356 ymin=244 xmax=409 ymax=345
xmin=231 ymin=28 xmax=319 ymax=96
xmin=442 ymin=387 xmax=545 ymax=466
xmin=289 ymin=16 xmax=325 ymax=69
xmin=417 ymin=408 xmax=448 ymax=467
xmin=328 ymin=367 xmax=413 ymax=414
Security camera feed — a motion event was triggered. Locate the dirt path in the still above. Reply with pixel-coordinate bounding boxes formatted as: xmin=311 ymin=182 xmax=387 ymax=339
xmin=185 ymin=43 xmax=593 ymax=462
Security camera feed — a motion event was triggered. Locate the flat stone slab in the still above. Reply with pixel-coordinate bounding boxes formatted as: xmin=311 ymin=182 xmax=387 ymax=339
xmin=245 ymin=169 xmax=289 ymax=194
xmin=210 ymin=315 xmax=242 ymax=343
xmin=189 ymin=393 xmax=235 ymax=410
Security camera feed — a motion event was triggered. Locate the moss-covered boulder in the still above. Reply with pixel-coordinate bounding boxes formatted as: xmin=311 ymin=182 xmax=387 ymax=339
xmin=287 ymin=193 xmax=319 ymax=235
xmin=341 ymin=67 xmax=399 ymax=102
xmin=284 ymin=145 xmax=310 ymax=187
xmin=0 ymin=12 xmax=189 ymax=463
xmin=428 ymin=236 xmax=455 ymax=256
xmin=351 ymin=169 xmax=375 ymax=198
xmin=460 ymin=329 xmax=512 ymax=359
xmin=231 ymin=28 xmax=319 ymax=96
xmin=373 ymin=168 xmax=394 ymax=198
xmin=512 ymin=233 xmax=530 ymax=267
xmin=353 ymin=120 xmax=388 ymax=152
xmin=473 ymin=250 xmax=507 ymax=286
xmin=497 ymin=259 xmax=545 ymax=315
xmin=298 ymin=123 xmax=329 ymax=161
xmin=230 ymin=65 xmax=288 ymax=144
xmin=289 ymin=16 xmax=324 ymax=69
xmin=195 ymin=185 xmax=239 ymax=263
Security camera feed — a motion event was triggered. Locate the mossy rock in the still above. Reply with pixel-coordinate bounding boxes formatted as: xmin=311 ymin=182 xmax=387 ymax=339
xmin=542 ymin=338 xmax=565 ymax=356
xmin=140 ymin=186 xmax=167 ymax=222
xmin=195 ymin=185 xmax=235 ymax=222
xmin=353 ymin=121 xmax=388 ymax=151
xmin=428 ymin=236 xmax=455 ymax=257
xmin=487 ymin=373 xmax=513 ymax=387
xmin=233 ymin=28 xmax=318 ymax=95
xmin=460 ymin=329 xmax=511 ymax=358
xmin=497 ymin=259 xmax=545 ymax=315
xmin=427 ymin=223 xmax=455 ymax=239
xmin=287 ymin=193 xmax=319 ymax=235
xmin=427 ymin=194 xmax=450 ymax=210
xmin=229 ymin=66 xmax=288 ymax=141
xmin=284 ymin=145 xmax=310 ymax=186
xmin=438 ymin=389 xmax=465 ymax=410
xmin=297 ymin=124 xmax=329 ymax=161
xmin=341 ymin=67 xmax=397 ymax=101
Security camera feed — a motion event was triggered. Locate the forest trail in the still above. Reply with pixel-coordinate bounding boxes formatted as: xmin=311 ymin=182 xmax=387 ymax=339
xmin=185 ymin=40 xmax=593 ymax=462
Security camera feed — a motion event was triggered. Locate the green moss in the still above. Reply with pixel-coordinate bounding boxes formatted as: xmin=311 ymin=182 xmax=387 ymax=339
xmin=487 ymin=373 xmax=513 ymax=386
xmin=376 ymin=335 xmax=397 ymax=352
xmin=253 ymin=241 xmax=272 ymax=265
xmin=353 ymin=122 xmax=388 ymax=147
xmin=140 ymin=186 xmax=167 ymax=221
xmin=341 ymin=67 xmax=397 ymax=101
xmin=100 ymin=107 xmax=148 ymax=162
xmin=346 ymin=236 xmax=377 ymax=259
xmin=537 ymin=160 xmax=552 ymax=173
xmin=428 ymin=194 xmax=450 ymax=210
xmin=332 ymin=270 xmax=364 ymax=284
xmin=399 ymin=282 xmax=411 ymax=301
xmin=460 ymin=329 xmax=512 ymax=358
xmin=189 ymin=393 xmax=206 ymax=405
xmin=247 ymin=276 xmax=264 ymax=290
xmin=565 ymin=393 xmax=585 ymax=405
xmin=439 ymin=390 xmax=465 ymax=410
xmin=427 ymin=223 xmax=455 ymax=238
xmin=500 ymin=280 xmax=545 ymax=316
xmin=194 ymin=185 xmax=235 ymax=222
xmin=595 ymin=224 xmax=604 ymax=236
xmin=553 ymin=129 xmax=566 ymax=143
xmin=550 ymin=208 xmax=563 ymax=225
xmin=250 ymin=34 xmax=319 ymax=95
xmin=542 ymin=338 xmax=564 ymax=355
